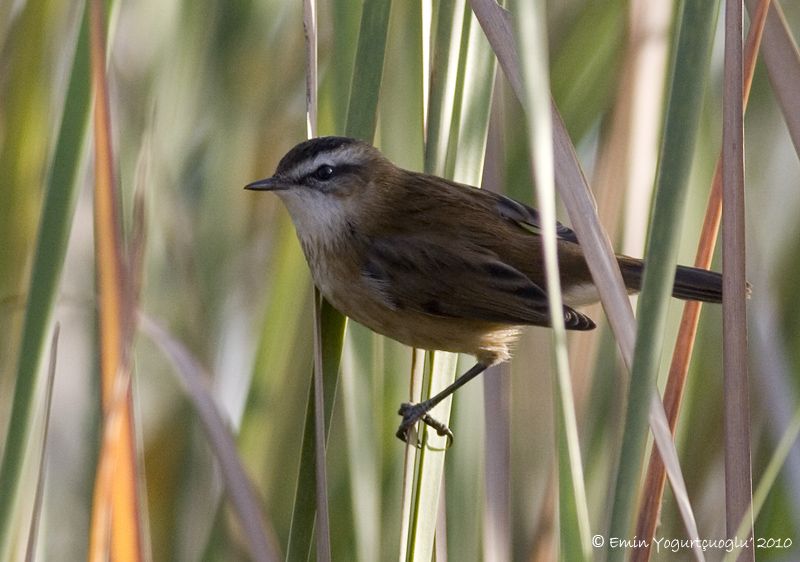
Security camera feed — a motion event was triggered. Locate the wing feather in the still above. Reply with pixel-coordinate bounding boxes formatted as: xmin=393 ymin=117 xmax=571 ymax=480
xmin=490 ymin=191 xmax=579 ymax=243
xmin=362 ymin=235 xmax=595 ymax=330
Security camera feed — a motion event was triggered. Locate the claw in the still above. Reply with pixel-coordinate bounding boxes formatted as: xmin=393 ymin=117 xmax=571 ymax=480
xmin=396 ymin=403 xmax=422 ymax=446
xmin=396 ymin=402 xmax=454 ymax=447
xmin=395 ymin=424 xmax=423 ymax=448
xmin=421 ymin=414 xmax=454 ymax=448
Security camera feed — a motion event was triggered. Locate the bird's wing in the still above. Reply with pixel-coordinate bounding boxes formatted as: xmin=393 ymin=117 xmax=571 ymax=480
xmin=397 ymin=172 xmax=579 ymax=243
xmin=361 ymin=235 xmax=595 ymax=330
xmin=488 ymin=191 xmax=579 ymax=244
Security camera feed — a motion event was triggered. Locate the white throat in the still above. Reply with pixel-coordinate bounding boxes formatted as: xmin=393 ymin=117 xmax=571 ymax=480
xmin=278 ymin=190 xmax=353 ymax=251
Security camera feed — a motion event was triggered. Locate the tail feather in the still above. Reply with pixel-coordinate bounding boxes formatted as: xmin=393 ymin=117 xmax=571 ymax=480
xmin=618 ymin=257 xmax=723 ymax=304
xmin=671 ymin=265 xmax=723 ymax=303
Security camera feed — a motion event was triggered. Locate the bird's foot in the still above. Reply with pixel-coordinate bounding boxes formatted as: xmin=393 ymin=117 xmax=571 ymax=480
xmin=396 ymin=402 xmax=454 ymax=448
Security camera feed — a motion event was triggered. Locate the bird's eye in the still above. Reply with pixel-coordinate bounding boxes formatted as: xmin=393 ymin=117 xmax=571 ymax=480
xmin=313 ymin=165 xmax=335 ymax=181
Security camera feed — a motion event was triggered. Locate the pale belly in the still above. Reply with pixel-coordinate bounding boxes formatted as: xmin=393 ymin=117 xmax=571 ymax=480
xmin=316 ymin=272 xmax=519 ymax=365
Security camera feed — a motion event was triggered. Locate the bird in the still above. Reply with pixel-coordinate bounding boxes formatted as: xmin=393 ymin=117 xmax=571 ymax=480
xmin=245 ymin=136 xmax=725 ymax=445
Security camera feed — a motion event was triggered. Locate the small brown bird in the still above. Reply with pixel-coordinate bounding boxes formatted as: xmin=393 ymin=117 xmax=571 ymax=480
xmin=246 ymin=136 xmax=724 ymax=444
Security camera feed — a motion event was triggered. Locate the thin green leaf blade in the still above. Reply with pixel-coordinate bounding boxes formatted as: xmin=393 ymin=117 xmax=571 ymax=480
xmin=403 ymin=3 xmax=497 ymax=559
xmin=345 ymin=0 xmax=393 ymax=142
xmin=608 ymin=1 xmax=720 ymax=558
xmin=0 ymin=5 xmax=91 ymax=556
xmin=513 ymin=0 xmax=591 ymax=558
xmin=286 ymin=1 xmax=392 ymax=559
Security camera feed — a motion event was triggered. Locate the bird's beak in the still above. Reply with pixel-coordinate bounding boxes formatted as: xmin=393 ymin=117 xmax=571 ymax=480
xmin=244 ymin=176 xmax=292 ymax=191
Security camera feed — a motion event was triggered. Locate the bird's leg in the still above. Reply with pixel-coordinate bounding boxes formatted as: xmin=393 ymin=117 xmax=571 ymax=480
xmin=396 ymin=362 xmax=490 ymax=446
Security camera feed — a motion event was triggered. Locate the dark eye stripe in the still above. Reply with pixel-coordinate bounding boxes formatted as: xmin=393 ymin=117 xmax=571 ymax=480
xmin=298 ymin=163 xmax=363 ymax=185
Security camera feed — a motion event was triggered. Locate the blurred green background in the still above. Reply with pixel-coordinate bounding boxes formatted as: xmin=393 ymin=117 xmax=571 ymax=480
xmin=1 ymin=0 xmax=799 ymax=560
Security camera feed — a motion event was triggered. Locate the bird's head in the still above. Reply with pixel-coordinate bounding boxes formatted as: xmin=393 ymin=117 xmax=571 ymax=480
xmin=245 ymin=137 xmax=390 ymax=239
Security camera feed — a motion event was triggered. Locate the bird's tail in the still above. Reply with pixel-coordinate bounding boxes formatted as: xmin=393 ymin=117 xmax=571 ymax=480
xmin=670 ymin=265 xmax=724 ymax=303
xmin=617 ymin=256 xmax=724 ymax=304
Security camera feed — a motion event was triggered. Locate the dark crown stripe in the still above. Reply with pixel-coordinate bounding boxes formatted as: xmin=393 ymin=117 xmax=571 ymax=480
xmin=276 ymin=136 xmax=360 ymax=176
